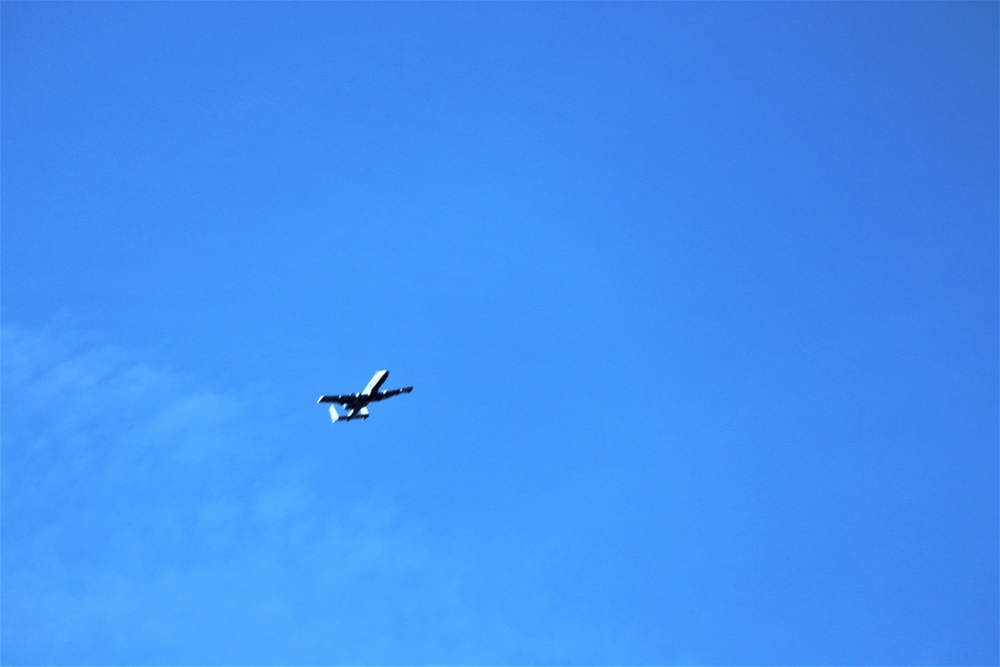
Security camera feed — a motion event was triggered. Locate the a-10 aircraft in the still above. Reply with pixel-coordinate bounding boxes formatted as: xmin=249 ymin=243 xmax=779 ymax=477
xmin=317 ymin=370 xmax=412 ymax=423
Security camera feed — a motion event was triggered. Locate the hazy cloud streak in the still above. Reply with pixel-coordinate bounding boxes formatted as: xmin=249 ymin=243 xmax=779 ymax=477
xmin=1 ymin=323 xmax=592 ymax=665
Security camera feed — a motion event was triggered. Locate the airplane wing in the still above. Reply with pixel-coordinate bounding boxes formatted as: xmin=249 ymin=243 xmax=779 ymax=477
xmin=372 ymin=386 xmax=413 ymax=401
xmin=362 ymin=370 xmax=390 ymax=395
xmin=317 ymin=394 xmax=358 ymax=407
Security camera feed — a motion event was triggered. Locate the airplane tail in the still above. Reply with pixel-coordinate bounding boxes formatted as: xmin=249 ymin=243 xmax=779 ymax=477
xmin=330 ymin=406 xmax=369 ymax=423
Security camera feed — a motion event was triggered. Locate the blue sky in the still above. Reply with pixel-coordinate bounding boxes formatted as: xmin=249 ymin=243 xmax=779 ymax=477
xmin=2 ymin=2 xmax=997 ymax=665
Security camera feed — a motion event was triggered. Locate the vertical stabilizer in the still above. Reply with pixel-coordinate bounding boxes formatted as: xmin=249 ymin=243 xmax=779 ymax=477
xmin=329 ymin=405 xmax=341 ymax=423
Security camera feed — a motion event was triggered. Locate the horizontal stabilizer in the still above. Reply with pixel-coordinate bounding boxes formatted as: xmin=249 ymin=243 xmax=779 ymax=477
xmin=330 ymin=405 xmax=369 ymax=423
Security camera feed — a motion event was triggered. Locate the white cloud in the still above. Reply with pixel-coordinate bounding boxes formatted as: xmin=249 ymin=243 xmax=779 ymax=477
xmin=2 ymin=323 xmax=596 ymax=665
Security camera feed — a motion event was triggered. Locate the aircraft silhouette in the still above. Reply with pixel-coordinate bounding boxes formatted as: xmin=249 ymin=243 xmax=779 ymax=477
xmin=317 ymin=370 xmax=412 ymax=423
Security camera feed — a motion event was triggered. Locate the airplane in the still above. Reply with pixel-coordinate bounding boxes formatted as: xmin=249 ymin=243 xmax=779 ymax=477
xmin=317 ymin=370 xmax=412 ymax=423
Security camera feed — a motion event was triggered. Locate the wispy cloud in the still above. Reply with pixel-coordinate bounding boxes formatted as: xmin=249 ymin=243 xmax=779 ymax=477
xmin=2 ymin=323 xmax=595 ymax=665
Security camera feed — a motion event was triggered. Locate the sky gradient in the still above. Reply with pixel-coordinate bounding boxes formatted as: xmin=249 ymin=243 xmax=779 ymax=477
xmin=2 ymin=3 xmax=998 ymax=665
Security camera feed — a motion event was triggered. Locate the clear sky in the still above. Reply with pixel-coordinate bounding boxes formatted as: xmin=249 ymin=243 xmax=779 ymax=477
xmin=2 ymin=2 xmax=997 ymax=665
